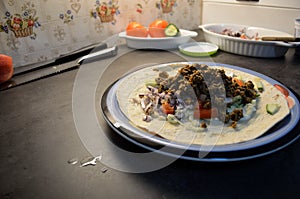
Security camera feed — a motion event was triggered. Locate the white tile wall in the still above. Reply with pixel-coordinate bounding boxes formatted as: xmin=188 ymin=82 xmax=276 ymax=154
xmin=202 ymin=0 xmax=300 ymax=35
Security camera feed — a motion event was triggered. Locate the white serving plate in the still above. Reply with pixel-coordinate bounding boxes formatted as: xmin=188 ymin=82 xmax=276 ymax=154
xmin=200 ymin=23 xmax=299 ymax=58
xmin=119 ymin=29 xmax=198 ymax=50
xmin=101 ymin=62 xmax=300 ymax=162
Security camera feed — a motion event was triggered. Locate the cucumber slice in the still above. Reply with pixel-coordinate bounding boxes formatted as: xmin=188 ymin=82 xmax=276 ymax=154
xmin=144 ymin=79 xmax=158 ymax=87
xmin=166 ymin=114 xmax=182 ymax=125
xmin=235 ymin=75 xmax=243 ymax=80
xmin=164 ymin=24 xmax=180 ymax=37
xmin=253 ymin=78 xmax=264 ymax=92
xmin=266 ymin=104 xmax=280 ymax=115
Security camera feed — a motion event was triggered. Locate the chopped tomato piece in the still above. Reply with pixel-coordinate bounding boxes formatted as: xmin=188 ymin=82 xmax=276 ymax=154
xmin=194 ymin=107 xmax=218 ymax=119
xmin=232 ymin=77 xmax=244 ymax=87
xmin=161 ymin=102 xmax=175 ymax=114
xmin=286 ymin=96 xmax=295 ymax=109
xmin=274 ymin=84 xmax=289 ymax=97
xmin=240 ymin=34 xmax=247 ymax=39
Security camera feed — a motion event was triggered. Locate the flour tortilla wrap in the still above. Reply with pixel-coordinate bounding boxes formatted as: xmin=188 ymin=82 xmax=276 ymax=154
xmin=116 ymin=63 xmax=290 ymax=145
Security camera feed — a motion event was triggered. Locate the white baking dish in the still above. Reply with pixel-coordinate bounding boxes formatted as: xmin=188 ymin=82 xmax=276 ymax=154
xmin=199 ymin=23 xmax=299 ymax=58
xmin=119 ymin=29 xmax=198 ymax=50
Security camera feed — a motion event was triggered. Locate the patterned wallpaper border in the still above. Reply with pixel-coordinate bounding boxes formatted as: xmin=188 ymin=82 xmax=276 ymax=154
xmin=0 ymin=0 xmax=201 ymax=67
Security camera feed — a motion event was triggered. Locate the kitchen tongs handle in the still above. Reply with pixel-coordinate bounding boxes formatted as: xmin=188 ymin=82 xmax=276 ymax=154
xmin=261 ymin=37 xmax=300 ymax=42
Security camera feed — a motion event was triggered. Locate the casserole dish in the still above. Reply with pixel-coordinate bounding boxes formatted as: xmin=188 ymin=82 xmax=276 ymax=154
xmin=200 ymin=23 xmax=299 ymax=58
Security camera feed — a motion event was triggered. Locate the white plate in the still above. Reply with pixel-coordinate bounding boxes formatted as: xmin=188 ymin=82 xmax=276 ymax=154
xmin=200 ymin=23 xmax=299 ymax=58
xmin=101 ymin=62 xmax=300 ymax=162
xmin=119 ymin=29 xmax=198 ymax=50
xmin=178 ymin=42 xmax=218 ymax=57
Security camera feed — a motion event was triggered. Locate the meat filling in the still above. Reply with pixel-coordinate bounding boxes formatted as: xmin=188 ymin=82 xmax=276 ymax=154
xmin=155 ymin=64 xmax=258 ymax=123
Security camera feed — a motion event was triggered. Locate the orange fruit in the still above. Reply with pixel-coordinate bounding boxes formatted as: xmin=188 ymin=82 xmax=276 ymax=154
xmin=126 ymin=22 xmax=148 ymax=37
xmin=148 ymin=19 xmax=169 ymax=37
xmin=0 ymin=54 xmax=13 ymax=84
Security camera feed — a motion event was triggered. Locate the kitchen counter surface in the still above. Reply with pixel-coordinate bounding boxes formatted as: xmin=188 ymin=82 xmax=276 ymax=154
xmin=1 ymin=31 xmax=300 ymax=199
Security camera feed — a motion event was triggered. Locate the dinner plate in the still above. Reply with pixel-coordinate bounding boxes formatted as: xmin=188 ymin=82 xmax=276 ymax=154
xmin=178 ymin=42 xmax=218 ymax=57
xmin=100 ymin=62 xmax=300 ymax=162
xmin=119 ymin=29 xmax=198 ymax=49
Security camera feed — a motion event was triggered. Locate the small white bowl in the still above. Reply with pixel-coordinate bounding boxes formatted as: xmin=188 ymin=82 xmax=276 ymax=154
xmin=178 ymin=42 xmax=218 ymax=57
xmin=200 ymin=23 xmax=299 ymax=58
xmin=119 ymin=29 xmax=198 ymax=50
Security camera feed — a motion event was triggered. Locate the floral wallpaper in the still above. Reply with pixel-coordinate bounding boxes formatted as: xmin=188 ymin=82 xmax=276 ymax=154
xmin=0 ymin=0 xmax=201 ymax=67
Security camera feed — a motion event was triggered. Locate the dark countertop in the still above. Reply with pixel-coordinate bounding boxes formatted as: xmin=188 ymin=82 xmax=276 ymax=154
xmin=1 ymin=31 xmax=300 ymax=199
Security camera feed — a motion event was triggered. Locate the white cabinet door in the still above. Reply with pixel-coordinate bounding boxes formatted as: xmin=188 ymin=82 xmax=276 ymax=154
xmin=203 ymin=0 xmax=300 ymax=8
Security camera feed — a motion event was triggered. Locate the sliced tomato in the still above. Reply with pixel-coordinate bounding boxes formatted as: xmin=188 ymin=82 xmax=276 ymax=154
xmin=232 ymin=77 xmax=244 ymax=87
xmin=126 ymin=22 xmax=148 ymax=37
xmin=194 ymin=106 xmax=218 ymax=119
xmin=148 ymin=19 xmax=168 ymax=37
xmin=240 ymin=34 xmax=247 ymax=39
xmin=274 ymin=84 xmax=289 ymax=97
xmin=161 ymin=102 xmax=175 ymax=115
xmin=286 ymin=96 xmax=295 ymax=109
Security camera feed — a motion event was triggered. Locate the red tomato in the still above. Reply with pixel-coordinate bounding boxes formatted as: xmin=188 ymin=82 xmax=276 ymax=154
xmin=194 ymin=106 xmax=218 ymax=119
xmin=0 ymin=54 xmax=13 ymax=84
xmin=148 ymin=19 xmax=168 ymax=37
xmin=286 ymin=96 xmax=295 ymax=109
xmin=274 ymin=84 xmax=289 ymax=97
xmin=232 ymin=77 xmax=244 ymax=87
xmin=126 ymin=22 xmax=148 ymax=37
xmin=161 ymin=102 xmax=175 ymax=115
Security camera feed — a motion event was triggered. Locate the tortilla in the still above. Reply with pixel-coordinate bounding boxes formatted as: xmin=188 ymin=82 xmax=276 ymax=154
xmin=116 ymin=63 xmax=290 ymax=145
